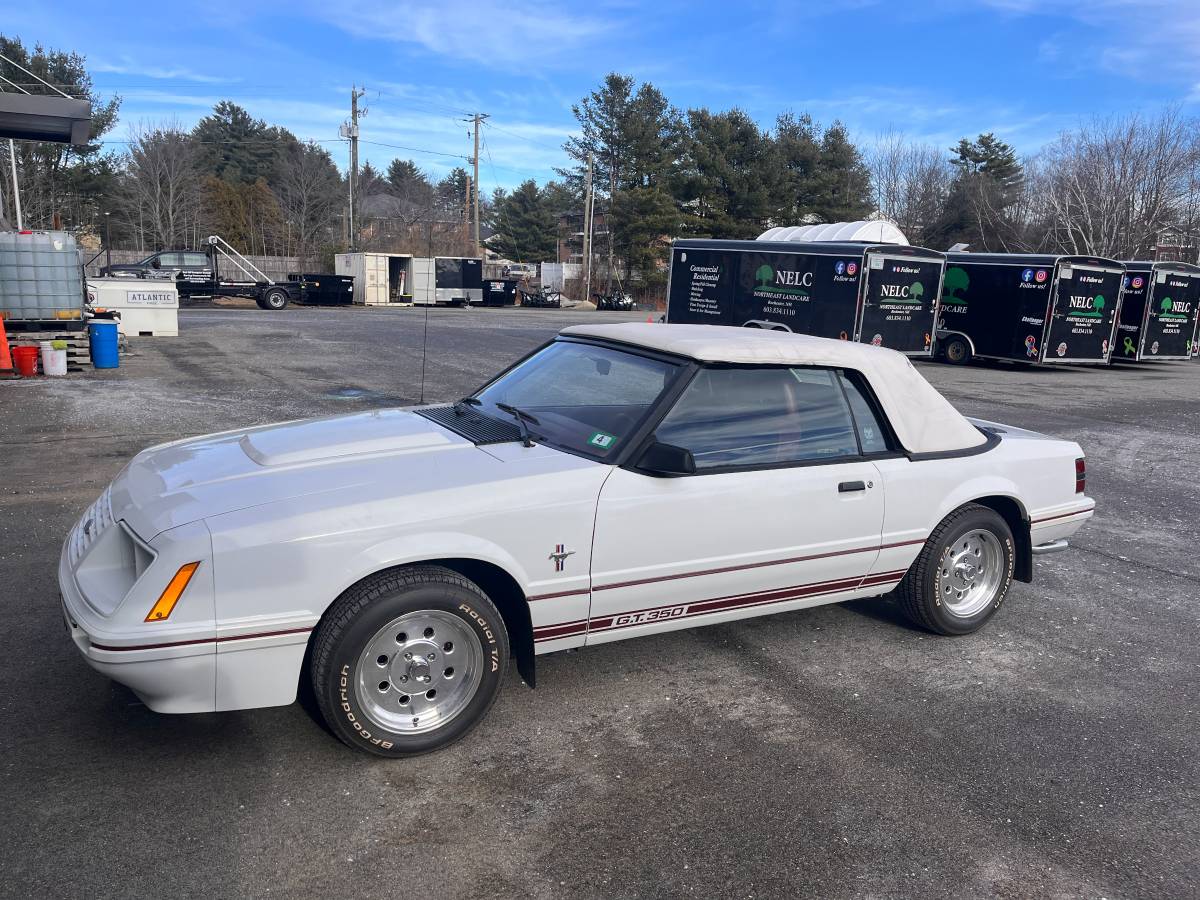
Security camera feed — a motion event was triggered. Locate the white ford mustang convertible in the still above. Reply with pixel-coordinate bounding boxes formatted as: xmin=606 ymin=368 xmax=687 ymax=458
xmin=60 ymin=323 xmax=1094 ymax=756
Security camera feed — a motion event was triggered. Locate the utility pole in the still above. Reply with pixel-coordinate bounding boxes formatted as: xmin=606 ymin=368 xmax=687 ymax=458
xmin=342 ymin=86 xmax=367 ymax=250
xmin=8 ymin=139 xmax=22 ymax=230
xmin=469 ymin=112 xmax=489 ymax=257
xmin=582 ymin=152 xmax=594 ymax=304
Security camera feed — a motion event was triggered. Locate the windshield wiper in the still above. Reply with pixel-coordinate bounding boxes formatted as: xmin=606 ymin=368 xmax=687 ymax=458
xmin=495 ymin=402 xmax=539 ymax=447
xmin=453 ymin=396 xmax=481 ymax=416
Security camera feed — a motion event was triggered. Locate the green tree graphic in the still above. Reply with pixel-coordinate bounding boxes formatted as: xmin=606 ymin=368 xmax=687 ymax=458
xmin=756 ymin=264 xmax=774 ymax=287
xmin=944 ymin=266 xmax=969 ymax=300
xmin=1092 ymin=295 xmax=1105 ymax=311
xmin=910 ymin=282 xmax=924 ymax=300
xmin=1161 ymin=296 xmax=1173 ymax=313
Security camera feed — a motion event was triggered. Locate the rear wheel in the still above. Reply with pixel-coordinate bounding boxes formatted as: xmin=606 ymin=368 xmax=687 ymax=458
xmin=263 ymin=288 xmax=289 ymax=310
xmin=894 ymin=504 xmax=1015 ymax=635
xmin=942 ymin=335 xmax=971 ymax=365
xmin=311 ymin=565 xmax=509 ymax=757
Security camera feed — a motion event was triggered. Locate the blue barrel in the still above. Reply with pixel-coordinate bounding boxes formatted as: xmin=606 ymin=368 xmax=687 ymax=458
xmin=88 ymin=321 xmax=119 ymax=369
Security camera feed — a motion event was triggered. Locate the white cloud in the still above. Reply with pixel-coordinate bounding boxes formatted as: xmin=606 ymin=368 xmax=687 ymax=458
xmin=976 ymin=0 xmax=1200 ymax=81
xmin=92 ymin=58 xmax=236 ymax=84
xmin=314 ymin=0 xmax=615 ymax=68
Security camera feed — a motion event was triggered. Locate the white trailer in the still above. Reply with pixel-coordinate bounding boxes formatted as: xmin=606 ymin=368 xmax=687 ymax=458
xmin=335 ymin=253 xmax=483 ymax=306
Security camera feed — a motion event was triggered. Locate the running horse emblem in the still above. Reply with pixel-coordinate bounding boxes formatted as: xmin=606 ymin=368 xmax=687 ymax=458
xmin=549 ymin=544 xmax=575 ymax=572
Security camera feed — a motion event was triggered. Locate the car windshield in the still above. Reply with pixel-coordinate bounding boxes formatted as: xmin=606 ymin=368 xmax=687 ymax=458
xmin=474 ymin=340 xmax=681 ymax=460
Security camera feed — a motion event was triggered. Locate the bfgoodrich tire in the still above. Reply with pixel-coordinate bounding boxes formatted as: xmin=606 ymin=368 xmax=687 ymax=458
xmin=312 ymin=565 xmax=509 ymax=757
xmin=894 ymin=504 xmax=1015 ymax=636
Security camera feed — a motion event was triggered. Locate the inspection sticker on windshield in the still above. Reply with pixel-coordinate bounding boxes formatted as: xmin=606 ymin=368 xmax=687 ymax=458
xmin=588 ymin=431 xmax=617 ymax=449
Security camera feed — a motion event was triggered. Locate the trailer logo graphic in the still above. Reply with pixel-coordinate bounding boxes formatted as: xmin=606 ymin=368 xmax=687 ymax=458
xmin=1022 ymin=268 xmax=1035 ymax=283
xmin=1066 ymin=294 xmax=1105 ymax=317
xmin=943 ymin=267 xmax=969 ymax=307
xmin=1159 ymin=296 xmax=1191 ymax=318
xmin=835 ymin=261 xmax=846 ymax=275
xmin=878 ymin=282 xmax=925 ymax=304
xmin=846 ymin=262 xmax=858 ymax=276
xmin=754 ymin=264 xmax=814 ymax=295
xmin=1132 ymin=276 xmax=1145 ymax=289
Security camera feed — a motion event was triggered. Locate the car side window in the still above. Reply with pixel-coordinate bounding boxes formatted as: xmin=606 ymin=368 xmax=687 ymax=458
xmin=182 ymin=252 xmax=208 ymax=268
xmin=654 ymin=366 xmax=860 ymax=470
xmin=156 ymin=252 xmax=183 ymax=268
xmin=838 ymin=373 xmax=891 ymax=454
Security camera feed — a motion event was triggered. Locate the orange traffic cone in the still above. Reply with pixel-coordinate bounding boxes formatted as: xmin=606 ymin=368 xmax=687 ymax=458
xmin=0 ymin=316 xmax=16 ymax=378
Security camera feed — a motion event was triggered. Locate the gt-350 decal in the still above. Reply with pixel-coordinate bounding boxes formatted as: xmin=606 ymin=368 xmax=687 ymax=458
xmin=611 ymin=605 xmax=687 ymax=627
xmin=533 ymin=569 xmax=908 ymax=643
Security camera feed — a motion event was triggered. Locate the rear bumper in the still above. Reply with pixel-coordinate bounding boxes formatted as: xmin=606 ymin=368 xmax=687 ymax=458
xmin=1030 ymin=500 xmax=1095 ymax=546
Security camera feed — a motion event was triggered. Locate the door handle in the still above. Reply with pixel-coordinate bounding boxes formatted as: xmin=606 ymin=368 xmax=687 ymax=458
xmin=838 ymin=480 xmax=867 ymax=493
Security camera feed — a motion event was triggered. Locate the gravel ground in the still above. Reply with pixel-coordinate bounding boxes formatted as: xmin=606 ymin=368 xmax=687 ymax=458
xmin=1 ymin=305 xmax=1197 ymax=899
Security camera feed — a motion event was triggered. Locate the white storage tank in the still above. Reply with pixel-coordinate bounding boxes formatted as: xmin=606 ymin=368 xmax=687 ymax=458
xmin=86 ymin=278 xmax=180 ymax=337
xmin=0 ymin=230 xmax=85 ymax=326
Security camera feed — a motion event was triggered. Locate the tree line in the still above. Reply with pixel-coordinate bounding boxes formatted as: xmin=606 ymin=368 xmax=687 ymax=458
xmin=3 ymin=34 xmax=1200 ymax=284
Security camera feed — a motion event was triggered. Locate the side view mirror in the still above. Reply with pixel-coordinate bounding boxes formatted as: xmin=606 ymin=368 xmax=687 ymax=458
xmin=636 ymin=440 xmax=696 ymax=476
xmin=150 ymin=257 xmax=161 ymax=268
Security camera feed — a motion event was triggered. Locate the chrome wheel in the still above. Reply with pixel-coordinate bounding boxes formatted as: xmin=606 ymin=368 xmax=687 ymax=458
xmin=355 ymin=610 xmax=484 ymax=735
xmin=938 ymin=528 xmax=1004 ymax=618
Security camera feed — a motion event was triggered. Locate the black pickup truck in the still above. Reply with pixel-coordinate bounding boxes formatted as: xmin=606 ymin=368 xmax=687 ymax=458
xmin=100 ymin=239 xmax=350 ymax=309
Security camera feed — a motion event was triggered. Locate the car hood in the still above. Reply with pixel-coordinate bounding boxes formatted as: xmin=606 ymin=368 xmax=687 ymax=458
xmin=110 ymin=407 xmax=541 ymax=540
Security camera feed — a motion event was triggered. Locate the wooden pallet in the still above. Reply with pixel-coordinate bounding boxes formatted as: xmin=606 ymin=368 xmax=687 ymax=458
xmin=8 ymin=330 xmax=93 ymax=372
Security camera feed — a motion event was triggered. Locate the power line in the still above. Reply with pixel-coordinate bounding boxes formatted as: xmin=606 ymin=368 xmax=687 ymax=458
xmin=359 ymin=138 xmax=469 ymax=161
xmin=485 ymin=121 xmax=565 ymax=154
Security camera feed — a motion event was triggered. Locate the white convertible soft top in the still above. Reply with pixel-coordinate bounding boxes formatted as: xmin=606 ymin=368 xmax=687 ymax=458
xmin=561 ymin=323 xmax=987 ymax=455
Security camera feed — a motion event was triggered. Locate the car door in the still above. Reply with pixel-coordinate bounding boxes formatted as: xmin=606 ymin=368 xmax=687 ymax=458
xmin=588 ymin=365 xmax=888 ymax=645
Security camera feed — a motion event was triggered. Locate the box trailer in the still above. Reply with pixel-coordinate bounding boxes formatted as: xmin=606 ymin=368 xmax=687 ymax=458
xmin=1112 ymin=262 xmax=1200 ymax=361
xmin=666 ymin=238 xmax=946 ymax=355
xmin=415 ymin=257 xmax=483 ymax=306
xmin=937 ymin=253 xmax=1125 ymax=365
xmin=335 ymin=253 xmax=483 ymax=306
xmin=335 ymin=252 xmax=412 ymax=305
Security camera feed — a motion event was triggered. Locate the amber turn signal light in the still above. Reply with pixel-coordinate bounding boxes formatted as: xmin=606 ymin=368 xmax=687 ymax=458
xmin=144 ymin=562 xmax=200 ymax=622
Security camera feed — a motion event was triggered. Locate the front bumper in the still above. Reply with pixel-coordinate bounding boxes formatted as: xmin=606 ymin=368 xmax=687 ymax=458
xmin=58 ymin=524 xmax=218 ymax=714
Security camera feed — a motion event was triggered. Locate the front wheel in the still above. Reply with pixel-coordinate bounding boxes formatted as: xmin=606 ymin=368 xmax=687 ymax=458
xmin=311 ymin=565 xmax=509 ymax=757
xmin=263 ymin=288 xmax=289 ymax=310
xmin=894 ymin=504 xmax=1015 ymax=635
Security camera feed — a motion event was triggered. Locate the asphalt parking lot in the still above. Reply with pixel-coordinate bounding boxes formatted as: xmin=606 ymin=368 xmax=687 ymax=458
xmin=2 ymin=305 xmax=1198 ymax=899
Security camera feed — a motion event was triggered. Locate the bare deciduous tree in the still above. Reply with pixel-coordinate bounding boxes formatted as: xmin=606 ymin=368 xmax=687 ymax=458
xmin=1039 ymin=109 xmax=1199 ymax=258
xmin=867 ymin=131 xmax=953 ymax=246
xmin=119 ymin=121 xmax=201 ymax=250
xmin=275 ymin=141 xmax=341 ymax=262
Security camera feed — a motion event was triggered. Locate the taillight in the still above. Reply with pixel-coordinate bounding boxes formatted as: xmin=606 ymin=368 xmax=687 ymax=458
xmin=1075 ymin=457 xmax=1086 ymax=494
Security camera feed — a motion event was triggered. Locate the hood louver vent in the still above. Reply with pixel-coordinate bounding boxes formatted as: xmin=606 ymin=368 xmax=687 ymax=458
xmin=415 ymin=405 xmax=523 ymax=445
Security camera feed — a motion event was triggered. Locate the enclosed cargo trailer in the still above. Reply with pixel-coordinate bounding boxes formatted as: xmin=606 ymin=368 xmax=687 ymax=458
xmin=937 ymin=253 xmax=1125 ymax=365
xmin=666 ymin=238 xmax=946 ymax=355
xmin=1112 ymin=262 xmax=1200 ymax=361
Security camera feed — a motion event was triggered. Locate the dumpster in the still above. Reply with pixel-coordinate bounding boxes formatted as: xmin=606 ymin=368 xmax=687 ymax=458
xmin=482 ymin=279 xmax=519 ymax=307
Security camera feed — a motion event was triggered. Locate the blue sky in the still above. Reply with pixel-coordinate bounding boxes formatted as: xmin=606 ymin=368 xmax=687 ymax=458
xmin=3 ymin=0 xmax=1199 ymax=192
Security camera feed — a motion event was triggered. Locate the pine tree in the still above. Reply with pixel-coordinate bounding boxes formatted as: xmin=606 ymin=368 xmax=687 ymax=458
xmin=490 ymin=179 xmax=558 ymax=261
